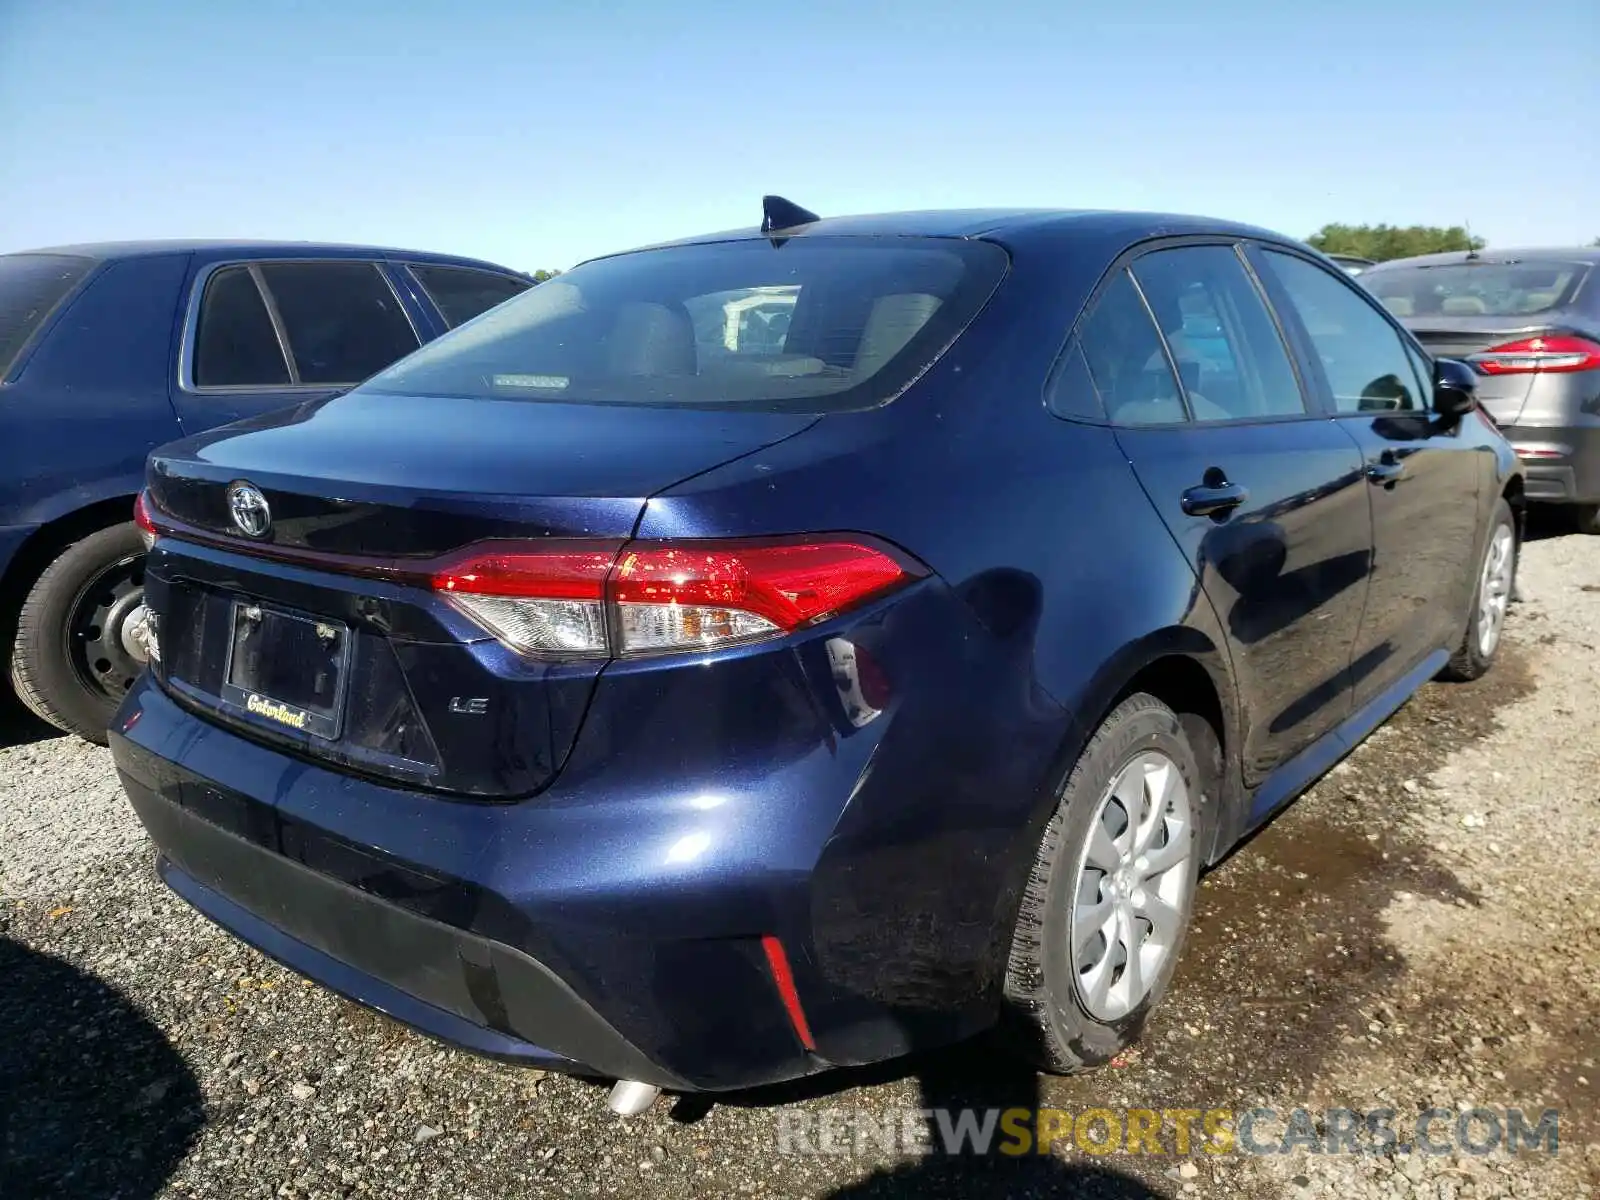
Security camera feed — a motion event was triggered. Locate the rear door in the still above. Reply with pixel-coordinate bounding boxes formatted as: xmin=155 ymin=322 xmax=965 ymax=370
xmin=171 ymin=259 xmax=422 ymax=433
xmin=1085 ymin=243 xmax=1372 ymax=782
xmin=1253 ymin=248 xmax=1482 ymax=709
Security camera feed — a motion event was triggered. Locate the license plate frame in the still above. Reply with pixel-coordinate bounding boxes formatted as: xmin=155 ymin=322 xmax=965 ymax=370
xmin=219 ymin=601 xmax=351 ymax=741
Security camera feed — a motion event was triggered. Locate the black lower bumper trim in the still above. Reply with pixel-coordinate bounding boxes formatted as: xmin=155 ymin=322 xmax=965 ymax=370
xmin=123 ymin=774 xmax=683 ymax=1089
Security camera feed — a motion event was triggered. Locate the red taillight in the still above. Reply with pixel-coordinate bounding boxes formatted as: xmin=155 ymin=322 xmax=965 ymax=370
xmin=432 ymin=544 xmax=618 ymax=600
xmin=431 ymin=542 xmax=622 ymax=657
xmin=432 ymin=536 xmax=921 ymax=658
xmin=133 ymin=491 xmax=159 ymax=549
xmin=1470 ymin=335 xmax=1600 ymax=375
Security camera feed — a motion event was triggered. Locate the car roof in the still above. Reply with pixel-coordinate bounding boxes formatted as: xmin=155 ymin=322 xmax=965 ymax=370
xmin=4 ymin=239 xmax=527 ymax=276
xmin=608 ymin=208 xmax=1300 ymax=258
xmin=1364 ymin=247 xmax=1600 ymax=272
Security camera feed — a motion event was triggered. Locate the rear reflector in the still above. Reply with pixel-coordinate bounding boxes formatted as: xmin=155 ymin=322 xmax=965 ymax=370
xmin=134 ymin=491 xmax=158 ymax=550
xmin=760 ymin=934 xmax=817 ymax=1052
xmin=433 ymin=536 xmax=921 ymax=658
xmin=1470 ymin=335 xmax=1600 ymax=375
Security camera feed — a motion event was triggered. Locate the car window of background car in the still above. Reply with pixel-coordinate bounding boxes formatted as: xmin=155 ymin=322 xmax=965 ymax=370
xmin=1259 ymin=251 xmax=1421 ymax=414
xmin=1366 ymin=261 xmax=1589 ymax=319
xmin=0 ymin=253 xmax=95 ymax=377
xmin=193 ymin=266 xmax=292 ymax=387
xmin=1076 ymin=270 xmax=1186 ymax=426
xmin=408 ymin=265 xmax=532 ymax=328
xmin=1131 ymin=245 xmax=1306 ymax=421
xmin=359 ymin=238 xmax=1007 ymax=413
xmin=256 ymin=262 xmax=419 ymax=384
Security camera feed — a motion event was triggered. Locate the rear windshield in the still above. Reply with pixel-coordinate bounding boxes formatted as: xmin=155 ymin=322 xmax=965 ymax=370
xmin=361 ymin=237 xmax=1008 ymax=412
xmin=1367 ymin=260 xmax=1589 ymax=319
xmin=0 ymin=253 xmax=95 ymax=377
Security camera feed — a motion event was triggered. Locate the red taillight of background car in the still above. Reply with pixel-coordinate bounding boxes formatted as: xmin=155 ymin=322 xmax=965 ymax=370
xmin=432 ymin=536 xmax=923 ymax=658
xmin=133 ymin=491 xmax=159 ymax=549
xmin=1469 ymin=335 xmax=1600 ymax=375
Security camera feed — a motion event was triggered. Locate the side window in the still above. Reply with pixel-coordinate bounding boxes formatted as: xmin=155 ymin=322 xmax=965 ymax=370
xmin=1078 ymin=270 xmax=1185 ymax=426
xmin=1131 ymin=246 xmax=1306 ymax=421
xmin=193 ymin=266 xmax=291 ymax=387
xmin=1405 ymin=341 xmax=1434 ymax=405
xmin=256 ymin=262 xmax=419 ymax=385
xmin=1259 ymin=251 xmax=1422 ymax=413
xmin=1044 ymin=342 xmax=1105 ymax=421
xmin=410 ymin=265 xmax=532 ymax=328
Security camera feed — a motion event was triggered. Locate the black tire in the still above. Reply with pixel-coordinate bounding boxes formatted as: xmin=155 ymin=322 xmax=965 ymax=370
xmin=1443 ymin=498 xmax=1516 ymax=682
xmin=1575 ymin=504 xmax=1600 ymax=536
xmin=8 ymin=523 xmax=148 ymax=744
xmin=1001 ymin=693 xmax=1204 ymax=1073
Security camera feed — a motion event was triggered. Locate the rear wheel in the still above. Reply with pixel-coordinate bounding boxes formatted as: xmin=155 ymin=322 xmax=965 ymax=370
xmin=1575 ymin=503 xmax=1600 ymax=536
xmin=1443 ymin=498 xmax=1516 ymax=682
xmin=9 ymin=523 xmax=150 ymax=743
xmin=1002 ymin=693 xmax=1202 ymax=1073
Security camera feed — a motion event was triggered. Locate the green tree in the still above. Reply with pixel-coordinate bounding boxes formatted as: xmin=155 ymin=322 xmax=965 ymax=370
xmin=530 ymin=268 xmax=563 ymax=283
xmin=1306 ymin=223 xmax=1486 ymax=262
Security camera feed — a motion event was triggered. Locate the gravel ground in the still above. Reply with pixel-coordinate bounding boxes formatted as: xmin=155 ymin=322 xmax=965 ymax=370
xmin=2 ymin=527 xmax=1596 ymax=1199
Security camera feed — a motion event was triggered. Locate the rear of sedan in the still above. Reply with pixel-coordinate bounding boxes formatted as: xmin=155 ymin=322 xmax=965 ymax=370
xmin=1363 ymin=251 xmax=1600 ymax=529
xmin=111 ymin=230 xmax=1048 ymax=1093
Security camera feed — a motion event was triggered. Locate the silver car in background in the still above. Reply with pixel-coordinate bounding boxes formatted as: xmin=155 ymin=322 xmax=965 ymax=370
xmin=1326 ymin=253 xmax=1375 ymax=276
xmin=1363 ymin=249 xmax=1600 ymax=533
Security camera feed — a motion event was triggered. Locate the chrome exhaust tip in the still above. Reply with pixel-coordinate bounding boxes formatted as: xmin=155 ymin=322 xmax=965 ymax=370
xmin=606 ymin=1080 xmax=661 ymax=1116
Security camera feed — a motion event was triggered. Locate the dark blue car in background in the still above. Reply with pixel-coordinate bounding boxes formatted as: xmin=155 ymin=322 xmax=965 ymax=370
xmin=0 ymin=241 xmax=530 ymax=740
xmin=112 ymin=203 xmax=1520 ymax=1112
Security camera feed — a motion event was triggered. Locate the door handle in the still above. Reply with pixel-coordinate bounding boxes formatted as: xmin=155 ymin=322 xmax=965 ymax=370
xmin=1181 ymin=477 xmax=1249 ymax=518
xmin=1366 ymin=452 xmax=1407 ymax=486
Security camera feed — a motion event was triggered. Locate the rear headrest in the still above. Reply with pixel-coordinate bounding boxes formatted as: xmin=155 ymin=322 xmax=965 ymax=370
xmin=605 ymin=302 xmax=696 ymax=376
xmin=853 ymin=293 xmax=942 ymax=376
xmin=1382 ymin=296 xmax=1415 ymax=317
xmin=1441 ymin=295 xmax=1487 ymax=316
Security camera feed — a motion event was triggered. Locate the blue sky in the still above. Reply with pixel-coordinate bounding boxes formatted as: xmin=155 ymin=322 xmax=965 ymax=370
xmin=2 ymin=0 xmax=1595 ymax=271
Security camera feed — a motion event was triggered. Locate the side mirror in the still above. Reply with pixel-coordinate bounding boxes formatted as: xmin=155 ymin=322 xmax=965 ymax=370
xmin=1432 ymin=358 xmax=1477 ymax=418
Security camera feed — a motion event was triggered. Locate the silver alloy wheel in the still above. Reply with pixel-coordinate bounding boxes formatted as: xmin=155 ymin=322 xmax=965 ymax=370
xmin=1477 ymin=525 xmax=1514 ymax=658
xmin=1070 ymin=750 xmax=1193 ymax=1021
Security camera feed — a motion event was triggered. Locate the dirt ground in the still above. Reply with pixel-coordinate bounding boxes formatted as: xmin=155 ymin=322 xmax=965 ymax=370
xmin=2 ymin=525 xmax=1596 ymax=1199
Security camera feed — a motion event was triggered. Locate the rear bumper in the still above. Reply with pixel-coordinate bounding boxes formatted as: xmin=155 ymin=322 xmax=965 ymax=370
xmin=110 ymin=680 xmax=814 ymax=1091
xmin=111 ymin=568 xmax=1067 ymax=1089
xmin=132 ymin=779 xmax=671 ymax=1082
xmin=1503 ymin=419 xmax=1600 ymax=504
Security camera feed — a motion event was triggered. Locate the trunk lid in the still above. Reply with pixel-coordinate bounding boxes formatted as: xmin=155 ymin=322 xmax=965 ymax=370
xmin=149 ymin=389 xmax=817 ymax=552
xmin=143 ymin=391 xmax=816 ymax=798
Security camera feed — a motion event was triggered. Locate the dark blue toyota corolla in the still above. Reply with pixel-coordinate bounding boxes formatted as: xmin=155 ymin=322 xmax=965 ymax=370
xmin=112 ymin=200 xmax=1521 ymax=1111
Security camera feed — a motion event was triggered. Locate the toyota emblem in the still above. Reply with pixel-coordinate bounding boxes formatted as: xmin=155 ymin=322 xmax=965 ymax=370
xmin=227 ymin=482 xmax=272 ymax=539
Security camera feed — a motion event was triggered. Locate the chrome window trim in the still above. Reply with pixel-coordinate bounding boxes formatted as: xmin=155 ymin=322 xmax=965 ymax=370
xmin=178 ymin=257 xmax=423 ymax=393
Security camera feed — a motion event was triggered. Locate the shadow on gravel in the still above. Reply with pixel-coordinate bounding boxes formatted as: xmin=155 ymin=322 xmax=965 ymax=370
xmin=0 ymin=936 xmax=203 ymax=1199
xmin=822 ymin=1043 xmax=1163 ymax=1199
xmin=0 ymin=697 xmax=58 ymax=750
xmin=1522 ymin=507 xmax=1578 ymax=543
xmin=672 ymin=1031 xmax=1163 ymax=1198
